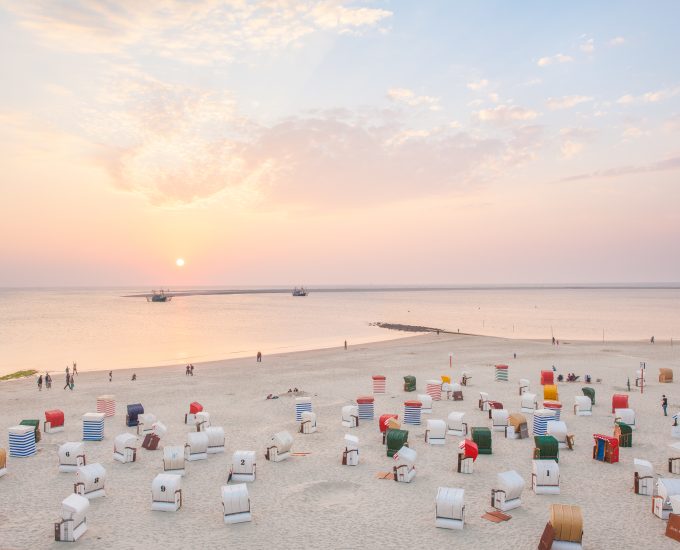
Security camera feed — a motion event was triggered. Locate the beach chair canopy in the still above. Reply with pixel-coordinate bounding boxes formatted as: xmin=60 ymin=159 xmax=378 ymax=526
xmin=344 ymin=434 xmax=359 ymax=448
xmin=152 ymin=421 xmax=168 ymax=437
xmin=386 ymin=429 xmax=409 ymax=451
xmin=543 ymin=385 xmax=559 ymax=401
xmin=541 ymin=371 xmax=554 ymax=385
xmin=492 ymin=409 xmax=509 ymax=424
xmin=582 ymin=387 xmax=595 ymax=404
xmin=205 ymin=426 xmax=225 ymax=447
xmin=394 ymin=445 xmax=416 ymax=467
xmin=222 ymin=483 xmax=250 ymax=515
xmin=471 ymin=427 xmax=492 ymax=452
xmin=550 ymin=504 xmax=583 ymax=543
xmin=547 ymin=421 xmax=568 ymax=441
xmin=232 ymin=450 xmax=256 ymax=472
xmin=436 ymin=487 xmax=464 ymax=519
xmin=534 ymin=436 xmax=559 ymax=460
xmin=59 ymin=441 xmax=84 ymax=461
xmin=152 ymin=473 xmax=181 ymax=502
xmin=61 ymin=493 xmax=90 ymax=522
xmin=164 ymin=446 xmax=184 ymax=469
xmin=615 ymin=408 xmax=635 ymax=425
xmin=458 ymin=439 xmax=478 ymax=460
xmin=403 ymin=376 xmax=416 ymax=390
xmin=427 ymin=419 xmax=447 ymax=436
xmin=509 ymin=413 xmax=527 ymax=428
xmin=658 ymin=478 xmax=680 ymax=500
xmin=633 ymin=458 xmax=654 ymax=476
xmin=76 ymin=463 xmax=106 ymax=486
xmin=660 ymin=368 xmax=673 ymax=382
xmin=519 ymin=378 xmax=530 ymax=388
xmin=611 ymin=394 xmax=628 ymax=413
xmin=447 ymin=411 xmax=465 ymax=429
xmin=521 ymin=392 xmax=537 ymax=408
xmin=379 ymin=414 xmax=398 ymax=432
xmin=497 ymin=470 xmax=525 ymax=500
xmin=270 ymin=431 xmax=293 ymax=453
xmin=342 ymin=405 xmax=358 ymax=421
xmin=114 ymin=433 xmax=137 ymax=452
xmin=417 ymin=394 xmax=432 ymax=408
xmin=574 ymin=395 xmax=592 ymax=411
xmin=45 ymin=410 xmax=64 ymax=427
xmin=186 ymin=432 xmax=209 ymax=453
xmin=189 ymin=402 xmax=203 ymax=414
xmin=532 ymin=459 xmax=559 ymax=483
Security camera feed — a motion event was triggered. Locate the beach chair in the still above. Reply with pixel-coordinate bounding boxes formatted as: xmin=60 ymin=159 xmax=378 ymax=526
xmin=478 ymin=392 xmax=490 ymax=411
xmin=230 ymin=450 xmax=256 ymax=482
xmin=342 ymin=434 xmax=359 ymax=466
xmin=136 ymin=413 xmax=157 ymax=435
xmin=341 ymin=405 xmax=359 ymax=428
xmin=74 ymin=463 xmax=106 ymax=499
xmin=491 ymin=409 xmax=509 ymax=432
xmin=96 ymin=395 xmax=116 ymax=417
xmin=592 ymin=434 xmax=619 ymax=463
xmin=655 ymin=478 xmax=680 ymax=519
xmin=151 ymin=474 xmax=182 ymax=512
xmin=58 ymin=442 xmax=86 ymax=473
xmin=582 ymin=387 xmax=595 ymax=405
xmin=435 ymin=487 xmax=465 ymax=529
xmin=113 ymin=433 xmax=137 ymax=463
xmin=426 ymin=380 xmax=442 ymax=400
xmin=541 ymin=504 xmax=583 ymax=549
xmin=265 ymin=431 xmax=293 ymax=462
xmin=8 ymin=425 xmax=36 ymax=457
xmin=222 ymin=484 xmax=252 ymax=524
xmin=457 ymin=439 xmax=478 ymax=473
xmin=540 ymin=370 xmax=554 ymax=385
xmin=386 ymin=429 xmax=408 ymax=458
xmin=357 ymin=396 xmax=374 ymax=420
xmin=447 ymin=411 xmax=467 ymax=437
xmin=185 ymin=432 xmax=209 ymax=461
xmin=634 ymin=458 xmax=654 ymax=496
xmin=614 ymin=421 xmax=632 ymax=448
xmin=300 ymin=411 xmax=317 ymax=434
xmin=194 ymin=411 xmax=211 ymax=432
xmin=393 ymin=446 xmax=416 ymax=482
xmin=471 ymin=427 xmax=492 ymax=454
xmin=543 ymin=385 xmax=558 ymax=401
xmin=54 ymin=494 xmax=89 ymax=542
xmin=205 ymin=426 xmax=225 ymax=454
xmin=519 ymin=378 xmax=530 ymax=395
xmin=185 ymin=402 xmax=203 ymax=425
xmin=534 ymin=435 xmax=559 ymax=462
xmin=425 ymin=419 xmax=447 ymax=445
xmin=0 ymin=448 xmax=6 ymax=478
xmin=442 ymin=382 xmax=462 ymax=400
xmin=44 ymin=410 xmax=65 ymax=434
xmin=461 ymin=371 xmax=472 ymax=386
xmin=660 ymin=368 xmax=674 ymax=383
xmin=506 ymin=413 xmax=528 ymax=439
xmin=611 ymin=394 xmax=628 ymax=414
xmin=532 ymin=459 xmax=560 ymax=494
xmin=492 ymin=470 xmax=525 ymax=511
xmin=574 ymin=395 xmax=592 ymax=416
xmin=403 ymin=375 xmax=416 ymax=392
xmin=163 ymin=446 xmax=185 ymax=476
xmin=142 ymin=421 xmax=166 ymax=450
xmin=669 ymin=442 xmax=680 ymax=474
xmin=125 ymin=404 xmax=144 ymax=427
xmin=82 ymin=413 xmax=104 ymax=442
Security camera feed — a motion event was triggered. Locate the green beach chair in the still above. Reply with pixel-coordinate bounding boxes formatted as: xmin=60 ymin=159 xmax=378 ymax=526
xmin=20 ymin=419 xmax=41 ymax=443
xmin=471 ymin=427 xmax=492 ymax=454
xmin=386 ymin=428 xmax=409 ymax=458
xmin=614 ymin=421 xmax=632 ymax=447
xmin=403 ymin=375 xmax=416 ymax=392
xmin=534 ymin=435 xmax=559 ymax=462
xmin=582 ymin=387 xmax=595 ymax=405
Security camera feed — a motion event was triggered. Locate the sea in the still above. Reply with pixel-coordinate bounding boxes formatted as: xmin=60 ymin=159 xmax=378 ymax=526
xmin=0 ymin=286 xmax=678 ymax=375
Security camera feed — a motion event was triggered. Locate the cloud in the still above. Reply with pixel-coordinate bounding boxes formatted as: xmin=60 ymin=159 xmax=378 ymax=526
xmin=488 ymin=92 xmax=500 ymax=103
xmin=617 ymin=87 xmax=680 ymax=105
xmin=580 ymin=38 xmax=595 ymax=54
xmin=537 ymin=53 xmax=573 ymax=67
xmin=617 ymin=94 xmax=635 ymax=105
xmin=561 ymin=155 xmax=680 ymax=182
xmin=387 ymin=88 xmax=441 ymax=110
xmin=467 ymin=79 xmax=489 ymax=91
xmin=622 ymin=126 xmax=649 ymax=139
xmin=546 ymin=95 xmax=593 ymax=110
xmin=663 ymin=114 xmax=680 ymax=133
xmin=609 ymin=36 xmax=625 ymax=46
xmin=559 ymin=127 xmax=596 ymax=159
xmin=476 ymin=105 xmax=540 ymax=124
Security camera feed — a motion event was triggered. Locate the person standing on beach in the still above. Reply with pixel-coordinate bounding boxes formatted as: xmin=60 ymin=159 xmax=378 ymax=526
xmin=63 ymin=372 xmax=70 ymax=390
xmin=257 ymin=351 xmax=262 ymax=362
xmin=651 ymin=336 xmax=655 ymax=344
xmin=66 ymin=365 xmax=69 ymax=376
xmin=45 ymin=373 xmax=51 ymax=389
xmin=663 ymin=395 xmax=668 ymax=416
xmin=37 ymin=374 xmax=43 ymax=391
xmin=344 ymin=340 xmax=347 ymax=350
xmin=69 ymin=374 xmax=74 ymax=390
xmin=109 ymin=370 xmax=112 ymax=382
xmin=190 ymin=364 xmax=194 ymax=376
xmin=73 ymin=362 xmax=78 ymax=376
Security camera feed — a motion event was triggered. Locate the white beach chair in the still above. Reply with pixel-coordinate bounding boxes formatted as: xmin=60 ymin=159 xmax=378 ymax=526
xmin=519 ymin=378 xmax=530 ymax=395
xmin=58 ymin=442 xmax=86 ymax=473
xmin=654 ymin=478 xmax=680 ymax=519
xmin=137 ymin=413 xmax=157 ymax=435
xmin=425 ymin=419 xmax=447 ymax=445
xmin=521 ymin=392 xmax=538 ymax=413
xmin=185 ymin=432 xmax=209 ymax=461
xmin=435 ymin=487 xmax=465 ymax=530
xmin=163 ymin=446 xmax=185 ymax=476
xmin=479 ymin=392 xmax=490 ymax=411
xmin=300 ymin=411 xmax=317 ymax=434
xmin=152 ymin=421 xmax=168 ymax=438
xmin=342 ymin=434 xmax=359 ymax=466
xmin=265 ymin=431 xmax=293 ymax=462
xmin=74 ymin=463 xmax=106 ymax=499
xmin=573 ymin=396 xmax=592 ymax=416
xmin=393 ymin=446 xmax=416 ymax=483
xmin=547 ymin=421 xmax=569 ymax=449
xmin=614 ymin=408 xmax=636 ymax=429
xmin=491 ymin=409 xmax=509 ymax=432
xmin=151 ymin=474 xmax=182 ymax=512
xmin=492 ymin=470 xmax=525 ymax=511
xmin=230 ymin=450 xmax=256 ymax=482
xmin=341 ymin=405 xmax=359 ymax=428
xmin=442 ymin=382 xmax=461 ymax=400
xmin=532 ymin=460 xmax=560 ymax=495
xmin=221 ymin=484 xmax=252 ymax=524
xmin=417 ymin=394 xmax=433 ymax=414
xmin=634 ymin=458 xmax=654 ymax=496
xmin=113 ymin=433 xmax=137 ymax=463
xmin=195 ymin=411 xmax=211 ymax=432
xmin=205 ymin=426 xmax=225 ymax=454
xmin=54 ymin=494 xmax=89 ymax=542
xmin=447 ymin=411 xmax=467 ymax=436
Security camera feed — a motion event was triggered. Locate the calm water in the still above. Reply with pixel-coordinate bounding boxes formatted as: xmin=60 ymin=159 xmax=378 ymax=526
xmin=0 ymin=287 xmax=679 ymax=375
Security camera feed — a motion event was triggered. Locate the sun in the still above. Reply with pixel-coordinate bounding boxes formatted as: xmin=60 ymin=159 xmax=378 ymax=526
xmin=175 ymin=258 xmax=185 ymax=267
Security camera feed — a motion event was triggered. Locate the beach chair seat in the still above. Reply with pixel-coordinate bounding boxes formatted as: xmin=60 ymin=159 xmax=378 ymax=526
xmin=54 ymin=494 xmax=89 ymax=542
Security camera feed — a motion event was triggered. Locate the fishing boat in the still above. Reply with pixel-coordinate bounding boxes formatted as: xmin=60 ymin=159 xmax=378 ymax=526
xmin=147 ymin=289 xmax=172 ymax=302
xmin=292 ymin=287 xmax=308 ymax=297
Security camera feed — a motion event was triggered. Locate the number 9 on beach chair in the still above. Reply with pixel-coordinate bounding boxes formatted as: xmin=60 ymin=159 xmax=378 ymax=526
xmin=151 ymin=474 xmax=182 ymax=512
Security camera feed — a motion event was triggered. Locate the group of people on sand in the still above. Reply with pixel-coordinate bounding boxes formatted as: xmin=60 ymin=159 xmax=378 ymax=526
xmin=266 ymin=387 xmax=302 ymax=399
xmin=36 ymin=372 xmax=52 ymax=390
xmin=185 ymin=364 xmax=195 ymax=376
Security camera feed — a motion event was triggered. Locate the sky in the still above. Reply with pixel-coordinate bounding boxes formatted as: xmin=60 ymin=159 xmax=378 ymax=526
xmin=1 ymin=0 xmax=679 ymax=287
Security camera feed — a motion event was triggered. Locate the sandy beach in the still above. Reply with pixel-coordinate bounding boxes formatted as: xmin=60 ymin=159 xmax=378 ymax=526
xmin=2 ymin=332 xmax=680 ymax=549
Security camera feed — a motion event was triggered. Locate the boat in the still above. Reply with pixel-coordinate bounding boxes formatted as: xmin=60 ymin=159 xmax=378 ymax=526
xmin=147 ymin=289 xmax=172 ymax=302
xmin=292 ymin=287 xmax=308 ymax=297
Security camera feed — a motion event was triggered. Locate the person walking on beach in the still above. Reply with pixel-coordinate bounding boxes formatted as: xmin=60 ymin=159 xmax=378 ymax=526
xmin=344 ymin=340 xmax=347 ymax=350
xmin=651 ymin=336 xmax=655 ymax=344
xmin=63 ymin=372 xmax=70 ymax=390
xmin=257 ymin=351 xmax=262 ymax=363
xmin=65 ymin=365 xmax=69 ymax=376
xmin=132 ymin=373 xmax=137 ymax=381
xmin=37 ymin=374 xmax=43 ymax=391
xmin=69 ymin=374 xmax=74 ymax=390
xmin=190 ymin=364 xmax=194 ymax=376
xmin=73 ymin=362 xmax=78 ymax=376
xmin=109 ymin=370 xmax=112 ymax=382
xmin=45 ymin=373 xmax=51 ymax=389
xmin=663 ymin=395 xmax=669 ymax=416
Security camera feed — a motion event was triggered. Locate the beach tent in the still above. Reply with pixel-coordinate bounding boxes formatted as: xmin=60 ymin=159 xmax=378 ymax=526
xmin=492 ymin=470 xmax=525 ymax=511
xmin=592 ymin=434 xmax=619 ymax=463
xmin=295 ymin=397 xmax=312 ymax=422
xmin=342 ymin=405 xmax=359 ymax=428
xmin=54 ymin=493 xmax=89 ymax=542
xmin=195 ymin=411 xmax=211 ymax=432
xmin=435 ymin=487 xmax=465 ymax=530
xmin=532 ymin=460 xmax=560 ymax=494
xmin=185 ymin=402 xmax=203 ymax=425
xmin=611 ymin=394 xmax=628 ymax=414
xmin=0 ymin=448 xmax=6 ymax=477
xmin=461 ymin=371 xmax=472 ymax=386
xmin=534 ymin=436 xmax=559 ymax=462
xmin=300 ymin=411 xmax=317 ymax=434
xmin=669 ymin=442 xmax=680 ymax=474
xmin=380 ymin=414 xmax=399 ymax=442
xmin=521 ymin=392 xmax=538 ymax=413
xmin=58 ymin=442 xmax=86 ymax=473
xmin=506 ymin=413 xmax=529 ymax=440
xmin=519 ymin=378 xmax=530 ymax=395
xmin=425 ymin=419 xmax=447 ymax=445
xmin=113 ymin=433 xmax=137 ymax=463
xmin=574 ymin=396 xmax=592 ymax=416
xmin=386 ymin=429 xmax=409 ymax=458
xmin=655 ymin=478 xmax=680 ymax=519
xmin=403 ymin=375 xmax=416 ymax=392
xmin=543 ymin=385 xmax=559 ymax=401
xmin=614 ymin=408 xmax=636 ymax=429
xmin=582 ymin=387 xmax=595 ymax=405
xmin=547 ymin=421 xmax=571 ymax=449
xmin=541 ymin=371 xmax=554 ymax=385
xmin=417 ymin=394 xmax=433 ymax=414
xmin=96 ymin=395 xmax=116 ymax=417
xmin=82 ymin=413 xmax=104 ymax=441
xmin=533 ymin=409 xmax=557 ymax=436
xmin=495 ymin=364 xmax=509 ymax=381
xmin=20 ymin=419 xmax=41 ymax=443
xmin=634 ymin=458 xmax=654 ymax=496
xmin=447 ymin=412 xmax=468 ymax=437
xmin=479 ymin=392 xmax=490 ymax=411
xmin=342 ymin=434 xmax=359 ymax=466
xmin=471 ymin=427 xmax=492 ymax=454
xmin=393 ymin=446 xmax=417 ymax=483
xmin=660 ymin=368 xmax=674 ymax=383
xmin=222 ymin=484 xmax=252 ymax=524
xmin=265 ymin=431 xmax=293 ymax=462
xmin=151 ymin=474 xmax=182 ymax=512
xmin=136 ymin=413 xmax=157 ymax=435
xmin=44 ymin=410 xmax=64 ymax=433
xmin=357 ymin=396 xmax=374 ymax=420
xmin=614 ymin=422 xmax=632 ymax=448
xmin=372 ymin=375 xmax=386 ymax=394
xmin=205 ymin=426 xmax=225 ymax=454
xmin=126 ymin=404 xmax=144 ymax=427
xmin=8 ymin=425 xmax=36 ymax=457
xmin=457 ymin=440 xmax=478 ymax=473
xmin=404 ymin=401 xmax=422 ymax=425
xmin=426 ymin=380 xmax=442 ymax=401
xmin=442 ymin=382 xmax=462 ymax=400
xmin=184 ymin=432 xmax=209 ymax=462
xmin=544 ymin=504 xmax=583 ymax=549
xmin=230 ymin=450 xmax=256 ymax=482
xmin=74 ymin=463 xmax=106 ymax=499
xmin=491 ymin=409 xmax=509 ymax=432
xmin=163 ymin=446 xmax=185 ymax=476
